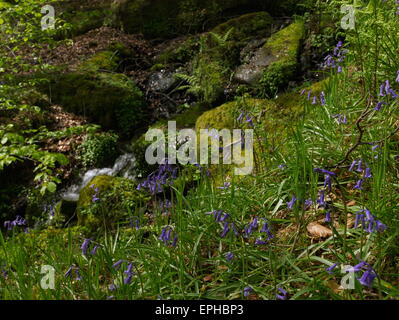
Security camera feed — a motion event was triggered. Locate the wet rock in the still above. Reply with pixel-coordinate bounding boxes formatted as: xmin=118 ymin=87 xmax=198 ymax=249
xmin=148 ymin=70 xmax=177 ymax=93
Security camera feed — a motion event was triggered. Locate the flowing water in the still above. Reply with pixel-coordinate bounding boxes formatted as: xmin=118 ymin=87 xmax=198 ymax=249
xmin=61 ymin=153 xmax=136 ymax=202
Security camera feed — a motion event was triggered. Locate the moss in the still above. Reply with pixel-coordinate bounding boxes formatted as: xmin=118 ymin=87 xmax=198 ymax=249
xmin=48 ymin=69 xmax=145 ymax=135
xmin=258 ymin=21 xmax=305 ymax=97
xmin=210 ymin=11 xmax=273 ymax=43
xmin=175 ymin=104 xmax=208 ymax=128
xmin=155 ymin=36 xmax=201 ymax=65
xmin=77 ymin=175 xmax=150 ymax=232
xmin=59 ymin=6 xmax=113 ymax=37
xmin=119 ymin=0 xmax=258 ymax=38
xmin=79 ymin=51 xmax=119 ymax=73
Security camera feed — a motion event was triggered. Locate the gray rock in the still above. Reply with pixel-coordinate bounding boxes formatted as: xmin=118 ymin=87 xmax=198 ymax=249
xmin=148 ymin=69 xmax=177 ymax=92
xmin=234 ymin=47 xmax=278 ymax=84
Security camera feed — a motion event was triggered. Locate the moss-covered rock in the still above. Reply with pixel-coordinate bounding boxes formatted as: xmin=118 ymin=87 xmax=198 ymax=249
xmin=179 ymin=12 xmax=273 ymax=106
xmin=119 ymin=0 xmax=261 ymax=38
xmin=257 ymin=21 xmax=305 ymax=97
xmin=54 ymin=1 xmax=114 ymax=37
xmin=210 ymin=11 xmax=273 ymax=43
xmin=45 ymin=51 xmax=146 ymax=135
xmin=77 ymin=175 xmax=150 ymax=231
xmin=234 ymin=21 xmax=305 ymax=94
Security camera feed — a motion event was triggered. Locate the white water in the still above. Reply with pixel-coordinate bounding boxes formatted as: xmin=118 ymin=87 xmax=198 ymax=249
xmin=61 ymin=153 xmax=136 ymax=202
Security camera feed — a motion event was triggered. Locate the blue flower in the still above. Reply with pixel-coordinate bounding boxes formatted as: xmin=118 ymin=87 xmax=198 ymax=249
xmin=226 ymin=252 xmax=234 ymax=262
xmin=396 ymin=70 xmax=399 ymax=83
xmin=314 ymin=168 xmax=336 ymax=176
xmin=220 ymin=222 xmax=230 ymax=238
xmin=260 ymin=221 xmax=274 ymax=240
xmin=81 ymin=239 xmax=91 ymax=256
xmin=287 ymin=195 xmax=297 ymax=210
xmin=326 ymin=263 xmax=338 ymax=274
xmin=348 ymin=160 xmax=357 ymax=171
xmin=91 ymin=245 xmax=99 ymax=256
xmin=320 ymin=91 xmax=326 ymax=105
xmin=389 ymin=88 xmax=398 ymax=99
xmin=357 ymin=267 xmax=377 ymax=288
xmin=276 ymin=288 xmax=288 ymax=300
xmin=218 ymin=182 xmax=231 ymax=190
xmin=112 ymin=259 xmax=124 ymax=270
xmin=325 ymin=212 xmax=331 ymax=223
xmin=375 ymin=101 xmax=387 ymax=111
xmin=353 ymin=179 xmax=364 ymax=190
xmin=243 ymin=286 xmax=252 ymax=297
xmin=364 ymin=167 xmax=372 ymax=178
xmin=254 ymin=238 xmax=268 ymax=245
xmin=317 ymin=190 xmax=326 ymax=208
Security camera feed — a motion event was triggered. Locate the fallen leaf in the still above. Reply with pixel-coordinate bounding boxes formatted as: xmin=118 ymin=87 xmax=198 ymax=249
xmin=346 ymin=200 xmax=356 ymax=207
xmin=203 ymin=275 xmax=213 ymax=282
xmin=307 ymin=222 xmax=333 ymax=238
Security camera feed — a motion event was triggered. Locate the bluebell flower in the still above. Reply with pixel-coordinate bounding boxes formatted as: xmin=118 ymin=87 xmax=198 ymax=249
xmin=354 ymin=213 xmax=366 ymax=229
xmin=278 ymin=164 xmax=287 ymax=170
xmin=375 ymin=101 xmax=386 ymax=111
xmin=112 ymin=259 xmax=124 ymax=270
xmin=357 ymin=267 xmax=377 ymax=288
xmin=347 ymin=261 xmax=368 ymax=273
xmin=91 ymin=245 xmax=99 ymax=256
xmin=356 ymin=160 xmax=363 ymax=173
xmin=254 ymin=238 xmax=268 ymax=245
xmin=218 ymin=182 xmax=231 ymax=190
xmin=389 ymin=88 xmax=398 ymax=99
xmin=325 ymin=211 xmax=331 ymax=223
xmin=304 ymin=199 xmax=313 ymax=210
xmin=396 ymin=70 xmax=399 ymax=83
xmin=243 ymin=287 xmax=252 ymax=297
xmin=314 ymin=168 xmax=336 ymax=176
xmin=226 ymin=252 xmax=234 ymax=262
xmin=276 ymin=288 xmax=288 ymax=300
xmin=220 ymin=222 xmax=230 ymax=238
xmin=287 ymin=195 xmax=297 ymax=210
xmin=326 ymin=263 xmax=338 ymax=274
xmin=65 ymin=266 xmax=73 ymax=278
xmin=246 ymin=115 xmax=254 ymax=127
xmin=317 ymin=191 xmax=326 ymax=208
xmin=81 ymin=239 xmax=91 ymax=256
xmin=312 ymin=96 xmax=317 ymax=105
xmin=379 ymin=83 xmax=386 ymax=97
xmin=353 ymin=179 xmax=364 ymax=190
xmin=324 ymin=174 xmax=332 ymax=192
xmin=320 ymin=91 xmax=326 ymax=105
xmin=348 ymin=160 xmax=357 ymax=171
xmin=260 ymin=221 xmax=274 ymax=240
xmin=75 ymin=268 xmax=82 ymax=281
xmin=364 ymin=167 xmax=372 ymax=178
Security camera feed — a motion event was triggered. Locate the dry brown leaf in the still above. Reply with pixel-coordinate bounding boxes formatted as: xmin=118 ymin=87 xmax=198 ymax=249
xmin=203 ymin=275 xmax=213 ymax=282
xmin=346 ymin=200 xmax=356 ymax=207
xmin=326 ymin=280 xmax=343 ymax=294
xmin=307 ymin=222 xmax=333 ymax=238
xmin=346 ymin=215 xmax=356 ymax=228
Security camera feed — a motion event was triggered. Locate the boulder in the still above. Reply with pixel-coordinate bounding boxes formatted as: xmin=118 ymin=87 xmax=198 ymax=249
xmin=44 ymin=50 xmax=146 ymax=135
